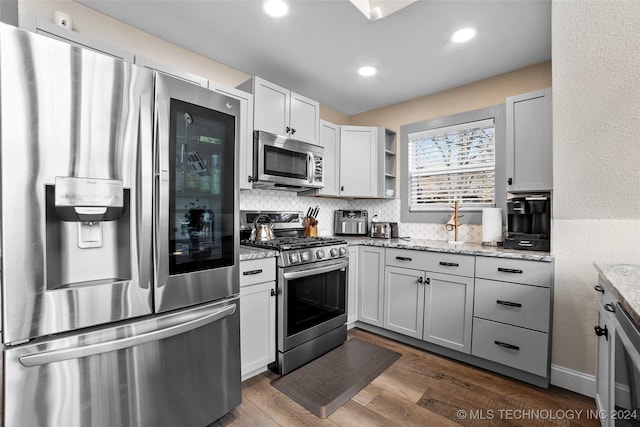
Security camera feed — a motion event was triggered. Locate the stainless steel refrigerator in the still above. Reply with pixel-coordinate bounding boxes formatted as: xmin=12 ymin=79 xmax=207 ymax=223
xmin=0 ymin=23 xmax=241 ymax=427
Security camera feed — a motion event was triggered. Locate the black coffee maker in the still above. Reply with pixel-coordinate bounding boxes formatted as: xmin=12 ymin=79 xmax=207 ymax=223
xmin=504 ymin=193 xmax=550 ymax=252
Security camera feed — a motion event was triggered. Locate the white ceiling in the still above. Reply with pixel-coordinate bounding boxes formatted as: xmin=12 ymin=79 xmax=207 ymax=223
xmin=77 ymin=0 xmax=551 ymax=116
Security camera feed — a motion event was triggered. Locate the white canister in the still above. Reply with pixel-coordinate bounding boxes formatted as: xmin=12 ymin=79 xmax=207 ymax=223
xmin=481 ymin=208 xmax=503 ymax=245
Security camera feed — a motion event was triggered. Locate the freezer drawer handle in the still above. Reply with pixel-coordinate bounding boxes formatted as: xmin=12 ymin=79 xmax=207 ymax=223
xmin=494 ymin=340 xmax=520 ymax=351
xmin=18 ymin=303 xmax=236 ymax=367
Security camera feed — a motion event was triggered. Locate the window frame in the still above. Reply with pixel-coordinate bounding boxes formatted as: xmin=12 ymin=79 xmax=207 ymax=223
xmin=400 ymin=104 xmax=506 ymax=225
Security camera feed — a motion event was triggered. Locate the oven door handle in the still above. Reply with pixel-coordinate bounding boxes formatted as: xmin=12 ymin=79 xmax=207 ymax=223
xmin=283 ymin=259 xmax=349 ymax=280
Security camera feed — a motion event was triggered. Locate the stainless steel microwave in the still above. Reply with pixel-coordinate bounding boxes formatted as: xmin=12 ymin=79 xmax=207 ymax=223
xmin=252 ymin=130 xmax=324 ymax=191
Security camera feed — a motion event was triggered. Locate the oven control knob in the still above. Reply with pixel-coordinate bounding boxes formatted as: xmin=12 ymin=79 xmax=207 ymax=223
xmin=338 ymin=247 xmax=347 ymax=256
xmin=316 ymin=249 xmax=325 ymax=259
xmin=330 ymin=248 xmax=338 ymax=257
xmin=288 ymin=253 xmax=300 ymax=264
xmin=300 ymin=251 xmax=311 ymax=262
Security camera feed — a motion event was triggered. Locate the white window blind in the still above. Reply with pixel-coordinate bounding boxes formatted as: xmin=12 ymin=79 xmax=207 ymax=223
xmin=408 ymin=118 xmax=495 ymax=211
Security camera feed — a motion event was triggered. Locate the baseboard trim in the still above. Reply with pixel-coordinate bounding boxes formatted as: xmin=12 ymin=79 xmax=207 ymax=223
xmin=550 ymin=364 xmax=595 ymax=397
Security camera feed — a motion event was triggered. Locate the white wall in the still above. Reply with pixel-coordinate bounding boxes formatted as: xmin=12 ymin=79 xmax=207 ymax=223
xmin=552 ymin=0 xmax=640 ymax=376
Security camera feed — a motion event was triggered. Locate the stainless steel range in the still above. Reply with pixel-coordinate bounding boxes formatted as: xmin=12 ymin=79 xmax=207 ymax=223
xmin=240 ymin=211 xmax=348 ymax=375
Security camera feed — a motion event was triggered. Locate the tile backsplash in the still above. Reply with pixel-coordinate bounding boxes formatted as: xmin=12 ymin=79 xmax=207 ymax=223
xmin=239 ymin=189 xmax=483 ymax=243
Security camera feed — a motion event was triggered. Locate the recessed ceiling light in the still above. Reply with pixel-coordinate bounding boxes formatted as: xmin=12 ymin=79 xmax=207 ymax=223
xmin=263 ymin=0 xmax=288 ymax=18
xmin=358 ymin=66 xmax=377 ymax=77
xmin=451 ymin=27 xmax=477 ymax=43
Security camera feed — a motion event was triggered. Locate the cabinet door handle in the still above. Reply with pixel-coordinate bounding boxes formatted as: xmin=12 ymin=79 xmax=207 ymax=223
xmin=285 ymin=126 xmax=291 ymax=134
xmin=439 ymin=261 xmax=459 ymax=267
xmin=426 ymin=277 xmax=430 ymax=285
xmin=594 ymin=285 xmax=605 ymax=294
xmin=594 ymin=325 xmax=609 ymax=340
xmin=417 ymin=276 xmax=423 ymax=284
xmin=497 ymin=300 xmax=522 ymax=308
xmin=291 ymin=128 xmax=296 ymax=135
xmin=242 ymin=269 xmax=263 ymax=276
xmin=497 ymin=267 xmax=523 ymax=274
xmin=396 ymin=256 xmax=412 ymax=261
xmin=604 ymin=303 xmax=616 ymax=313
xmin=508 ymin=177 xmax=513 ymax=185
xmin=341 ymin=185 xmax=344 ymax=191
xmin=494 ymin=341 xmax=519 ymax=351
xmin=270 ymin=288 xmax=276 ymax=297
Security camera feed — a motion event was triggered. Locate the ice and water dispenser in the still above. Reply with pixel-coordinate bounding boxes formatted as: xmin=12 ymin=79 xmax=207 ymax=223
xmin=46 ymin=176 xmax=131 ymax=289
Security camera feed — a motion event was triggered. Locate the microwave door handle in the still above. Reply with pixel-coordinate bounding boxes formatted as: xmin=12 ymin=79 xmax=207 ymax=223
xmin=307 ymin=152 xmax=314 ymax=184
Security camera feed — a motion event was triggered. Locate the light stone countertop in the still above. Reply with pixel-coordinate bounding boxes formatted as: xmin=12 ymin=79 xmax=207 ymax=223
xmin=594 ymin=262 xmax=640 ymax=327
xmin=239 ymin=246 xmax=277 ymax=261
xmin=340 ymin=237 xmax=554 ymax=262
xmin=239 ymin=238 xmax=555 ymax=262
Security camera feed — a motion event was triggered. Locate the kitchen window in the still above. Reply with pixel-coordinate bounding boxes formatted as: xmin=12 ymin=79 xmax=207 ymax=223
xmin=400 ymin=105 xmax=506 ymax=224
xmin=408 ymin=118 xmax=495 ymax=209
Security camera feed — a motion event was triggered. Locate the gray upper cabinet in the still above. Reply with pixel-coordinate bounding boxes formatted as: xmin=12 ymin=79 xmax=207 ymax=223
xmin=238 ymin=76 xmax=320 ymax=145
xmin=506 ymin=87 xmax=552 ymax=192
xmin=316 ymin=120 xmax=340 ymax=197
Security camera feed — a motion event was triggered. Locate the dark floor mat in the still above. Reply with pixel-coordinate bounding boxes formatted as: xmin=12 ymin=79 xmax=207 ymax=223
xmin=270 ymin=338 xmax=401 ymax=418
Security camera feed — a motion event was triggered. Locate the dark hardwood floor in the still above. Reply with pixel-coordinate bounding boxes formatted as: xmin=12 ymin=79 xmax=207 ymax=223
xmin=214 ymin=328 xmax=600 ymax=426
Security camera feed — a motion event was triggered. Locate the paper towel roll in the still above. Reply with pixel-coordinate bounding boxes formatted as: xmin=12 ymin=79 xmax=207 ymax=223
xmin=482 ymin=208 xmax=503 ymax=245
xmin=53 ymin=11 xmax=72 ymax=30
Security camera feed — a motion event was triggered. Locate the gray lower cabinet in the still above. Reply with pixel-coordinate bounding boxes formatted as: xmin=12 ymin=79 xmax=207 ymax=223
xmin=358 ymin=246 xmax=385 ymax=327
xmin=472 ymin=256 xmax=553 ymax=378
xmin=384 ymin=266 xmax=424 ymax=338
xmin=356 ymin=246 xmax=554 ymax=386
xmin=424 ymin=272 xmax=474 ymax=353
xmin=383 ymin=249 xmax=475 ymax=353
xmin=239 ymin=257 xmax=276 ymax=380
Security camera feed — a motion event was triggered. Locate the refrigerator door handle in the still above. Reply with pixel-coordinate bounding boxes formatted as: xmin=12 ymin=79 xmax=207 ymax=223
xmin=18 ymin=303 xmax=236 ymax=367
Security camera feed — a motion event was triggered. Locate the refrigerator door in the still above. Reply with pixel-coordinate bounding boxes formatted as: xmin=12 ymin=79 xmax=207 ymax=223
xmin=0 ymin=24 xmax=154 ymax=343
xmin=4 ymin=298 xmax=242 ymax=427
xmin=154 ymin=72 xmax=240 ymax=312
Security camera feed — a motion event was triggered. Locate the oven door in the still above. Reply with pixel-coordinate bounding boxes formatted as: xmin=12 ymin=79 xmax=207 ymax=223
xmin=277 ymin=258 xmax=348 ymax=352
xmin=255 ymin=130 xmax=324 ymax=189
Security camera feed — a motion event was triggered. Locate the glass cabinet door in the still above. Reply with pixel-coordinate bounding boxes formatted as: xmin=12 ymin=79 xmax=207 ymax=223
xmin=169 ymin=98 xmax=235 ymax=275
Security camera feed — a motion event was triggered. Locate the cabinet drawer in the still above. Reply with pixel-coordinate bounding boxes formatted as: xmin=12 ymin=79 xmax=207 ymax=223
xmin=472 ymin=318 xmax=549 ymax=377
xmin=240 ymin=258 xmax=276 ymax=287
xmin=475 ymin=257 xmax=552 ymax=287
xmin=386 ymin=249 xmax=474 ymax=277
xmin=474 ymin=279 xmax=550 ymax=332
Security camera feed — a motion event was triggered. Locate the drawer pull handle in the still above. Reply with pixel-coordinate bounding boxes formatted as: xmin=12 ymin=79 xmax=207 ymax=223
xmin=396 ymin=256 xmax=412 ymax=261
xmin=494 ymin=341 xmax=520 ymax=351
xmin=497 ymin=300 xmax=522 ymax=308
xmin=497 ymin=268 xmax=523 ymax=274
xmin=439 ymin=262 xmax=459 ymax=267
xmin=594 ymin=285 xmax=605 ymax=294
xmin=243 ymin=269 xmax=263 ymax=276
xmin=604 ymin=303 xmax=616 ymax=313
